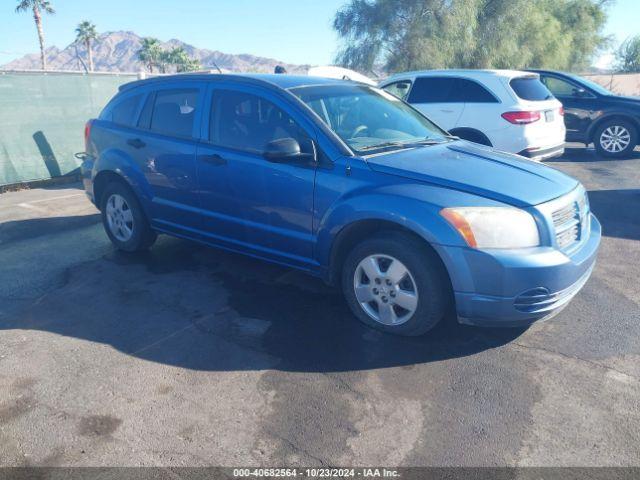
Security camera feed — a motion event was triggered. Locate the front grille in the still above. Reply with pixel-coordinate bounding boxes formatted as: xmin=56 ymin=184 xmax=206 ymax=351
xmin=551 ymin=193 xmax=588 ymax=250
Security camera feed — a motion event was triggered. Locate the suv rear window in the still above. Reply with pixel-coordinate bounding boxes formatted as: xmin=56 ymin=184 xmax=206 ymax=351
xmin=509 ymin=77 xmax=554 ymax=101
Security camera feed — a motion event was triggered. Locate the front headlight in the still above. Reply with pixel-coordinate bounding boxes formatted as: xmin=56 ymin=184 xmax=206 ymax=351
xmin=441 ymin=207 xmax=540 ymax=249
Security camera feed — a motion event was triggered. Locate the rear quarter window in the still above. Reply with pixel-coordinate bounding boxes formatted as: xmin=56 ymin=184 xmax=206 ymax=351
xmin=509 ymin=77 xmax=554 ymax=101
xmin=101 ymin=94 xmax=143 ymax=127
xmin=382 ymin=80 xmax=412 ymax=100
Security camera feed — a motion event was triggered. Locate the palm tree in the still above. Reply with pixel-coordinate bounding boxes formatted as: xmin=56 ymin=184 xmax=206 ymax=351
xmin=138 ymin=38 xmax=162 ymax=73
xmin=162 ymin=47 xmax=201 ymax=73
xmin=75 ymin=21 xmax=98 ymax=72
xmin=15 ymin=0 xmax=55 ymax=70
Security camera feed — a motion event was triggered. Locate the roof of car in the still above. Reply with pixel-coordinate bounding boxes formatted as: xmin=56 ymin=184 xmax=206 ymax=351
xmin=382 ymin=69 xmax=538 ymax=84
xmin=119 ymin=73 xmax=359 ymax=93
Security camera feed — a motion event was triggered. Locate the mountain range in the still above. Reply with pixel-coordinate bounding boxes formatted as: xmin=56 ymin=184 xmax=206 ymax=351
xmin=1 ymin=31 xmax=308 ymax=74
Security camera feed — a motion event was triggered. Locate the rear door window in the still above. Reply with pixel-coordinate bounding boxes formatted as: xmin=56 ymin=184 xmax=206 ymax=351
xmin=452 ymin=79 xmax=498 ymax=103
xmin=408 ymin=77 xmax=455 ymax=103
xmin=150 ymin=89 xmax=199 ymax=138
xmin=509 ymin=77 xmax=554 ymax=101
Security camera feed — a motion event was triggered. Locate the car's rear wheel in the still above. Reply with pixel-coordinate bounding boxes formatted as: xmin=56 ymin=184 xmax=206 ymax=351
xmin=341 ymin=232 xmax=450 ymax=336
xmin=594 ymin=119 xmax=637 ymax=158
xmin=100 ymin=181 xmax=157 ymax=252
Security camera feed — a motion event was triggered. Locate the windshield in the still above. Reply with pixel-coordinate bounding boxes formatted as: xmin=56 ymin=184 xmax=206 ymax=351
xmin=567 ymin=74 xmax=614 ymax=96
xmin=290 ymin=84 xmax=449 ymax=153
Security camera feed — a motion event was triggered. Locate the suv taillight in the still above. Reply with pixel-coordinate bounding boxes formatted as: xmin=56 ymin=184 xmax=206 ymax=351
xmin=84 ymin=120 xmax=93 ymax=151
xmin=559 ymin=106 xmax=565 ymax=116
xmin=501 ymin=111 xmax=541 ymax=125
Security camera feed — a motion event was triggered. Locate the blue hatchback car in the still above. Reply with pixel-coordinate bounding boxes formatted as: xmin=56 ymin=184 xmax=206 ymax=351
xmin=81 ymin=74 xmax=601 ymax=336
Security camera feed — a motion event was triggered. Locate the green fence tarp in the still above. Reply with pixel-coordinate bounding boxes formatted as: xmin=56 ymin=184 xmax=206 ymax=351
xmin=0 ymin=72 xmax=138 ymax=186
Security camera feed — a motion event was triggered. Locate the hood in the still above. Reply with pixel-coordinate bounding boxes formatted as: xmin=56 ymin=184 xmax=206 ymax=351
xmin=604 ymin=94 xmax=640 ymax=105
xmin=365 ymin=141 xmax=578 ymax=207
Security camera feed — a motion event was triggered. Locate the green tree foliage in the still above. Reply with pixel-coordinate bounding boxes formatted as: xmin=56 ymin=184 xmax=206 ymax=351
xmin=333 ymin=0 xmax=613 ymax=73
xmin=138 ymin=38 xmax=163 ymax=73
xmin=160 ymin=47 xmax=201 ymax=73
xmin=616 ymin=35 xmax=640 ymax=72
xmin=75 ymin=21 xmax=98 ymax=72
xmin=138 ymin=39 xmax=200 ymax=73
xmin=15 ymin=0 xmax=55 ymax=70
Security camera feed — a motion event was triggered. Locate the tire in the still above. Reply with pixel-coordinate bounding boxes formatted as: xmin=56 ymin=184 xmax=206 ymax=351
xmin=593 ymin=119 xmax=637 ymax=158
xmin=341 ymin=231 xmax=450 ymax=336
xmin=100 ymin=181 xmax=157 ymax=252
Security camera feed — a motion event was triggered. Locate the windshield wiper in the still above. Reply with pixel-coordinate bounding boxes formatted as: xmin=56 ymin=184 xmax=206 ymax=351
xmin=409 ymin=138 xmax=451 ymax=145
xmin=359 ymin=137 xmax=452 ymax=152
xmin=359 ymin=141 xmax=410 ymax=151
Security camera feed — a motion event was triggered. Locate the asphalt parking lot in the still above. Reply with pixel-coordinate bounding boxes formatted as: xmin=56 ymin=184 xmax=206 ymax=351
xmin=0 ymin=145 xmax=639 ymax=467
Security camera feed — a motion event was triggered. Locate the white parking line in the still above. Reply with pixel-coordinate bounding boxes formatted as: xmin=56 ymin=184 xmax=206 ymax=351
xmin=0 ymin=193 xmax=85 ymax=210
xmin=27 ymin=193 xmax=84 ymax=204
xmin=16 ymin=202 xmax=48 ymax=213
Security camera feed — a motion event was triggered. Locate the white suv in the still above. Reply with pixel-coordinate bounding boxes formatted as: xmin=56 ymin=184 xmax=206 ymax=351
xmin=380 ymin=70 xmax=566 ymax=161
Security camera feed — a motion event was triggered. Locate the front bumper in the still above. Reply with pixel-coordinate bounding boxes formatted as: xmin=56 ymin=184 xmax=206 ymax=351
xmin=442 ymin=213 xmax=601 ymax=327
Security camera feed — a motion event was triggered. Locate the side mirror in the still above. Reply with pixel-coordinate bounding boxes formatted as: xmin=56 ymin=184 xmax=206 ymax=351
xmin=263 ymin=137 xmax=316 ymax=164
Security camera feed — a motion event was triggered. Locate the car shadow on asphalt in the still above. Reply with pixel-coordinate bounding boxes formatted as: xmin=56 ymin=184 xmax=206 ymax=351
xmin=550 ymin=146 xmax=640 ymax=163
xmin=588 ymin=188 xmax=640 ymax=241
xmin=0 ymin=215 xmax=528 ymax=373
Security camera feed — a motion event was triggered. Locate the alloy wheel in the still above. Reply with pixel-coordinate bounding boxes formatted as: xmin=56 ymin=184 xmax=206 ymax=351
xmin=106 ymin=193 xmax=134 ymax=242
xmin=353 ymin=254 xmax=419 ymax=326
xmin=600 ymin=125 xmax=631 ymax=153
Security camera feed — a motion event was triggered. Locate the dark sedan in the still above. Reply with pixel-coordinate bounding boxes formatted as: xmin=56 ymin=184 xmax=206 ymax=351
xmin=528 ymin=69 xmax=640 ymax=157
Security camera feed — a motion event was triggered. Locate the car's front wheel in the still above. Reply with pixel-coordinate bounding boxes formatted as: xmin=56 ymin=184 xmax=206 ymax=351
xmin=100 ymin=181 xmax=157 ymax=252
xmin=342 ymin=232 xmax=450 ymax=336
xmin=594 ymin=119 xmax=637 ymax=158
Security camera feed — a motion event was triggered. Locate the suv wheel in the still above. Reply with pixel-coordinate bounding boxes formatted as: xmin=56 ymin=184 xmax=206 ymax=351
xmin=342 ymin=232 xmax=449 ymax=336
xmin=594 ymin=119 xmax=637 ymax=158
xmin=100 ymin=182 xmax=157 ymax=252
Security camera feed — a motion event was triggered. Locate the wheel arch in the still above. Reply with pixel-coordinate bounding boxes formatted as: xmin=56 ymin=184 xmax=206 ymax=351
xmin=92 ymin=148 xmax=153 ymax=214
xmin=587 ymin=113 xmax=640 ymax=145
xmin=449 ymin=127 xmax=493 ymax=147
xmin=326 ymin=219 xmax=454 ymax=301
xmin=93 ymin=170 xmax=131 ymax=209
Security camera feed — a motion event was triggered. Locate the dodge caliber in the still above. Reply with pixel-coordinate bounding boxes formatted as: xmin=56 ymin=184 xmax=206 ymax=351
xmin=81 ymin=74 xmax=600 ymax=336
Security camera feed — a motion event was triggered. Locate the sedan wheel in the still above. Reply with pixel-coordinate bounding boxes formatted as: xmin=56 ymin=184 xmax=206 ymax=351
xmin=353 ymin=254 xmax=419 ymax=326
xmin=599 ymin=125 xmax=631 ymax=154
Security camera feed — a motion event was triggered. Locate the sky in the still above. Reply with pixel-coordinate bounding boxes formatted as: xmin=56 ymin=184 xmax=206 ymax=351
xmin=0 ymin=0 xmax=637 ymax=68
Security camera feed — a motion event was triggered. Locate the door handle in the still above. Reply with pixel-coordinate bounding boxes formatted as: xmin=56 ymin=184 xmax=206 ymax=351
xmin=200 ymin=154 xmax=227 ymax=166
xmin=439 ymin=109 xmax=454 ymax=113
xmin=127 ymin=138 xmax=146 ymax=149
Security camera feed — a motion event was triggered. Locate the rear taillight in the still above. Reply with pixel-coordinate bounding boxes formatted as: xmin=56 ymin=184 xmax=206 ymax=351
xmin=559 ymin=106 xmax=565 ymax=116
xmin=501 ymin=111 xmax=541 ymax=125
xmin=84 ymin=120 xmax=92 ymax=151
